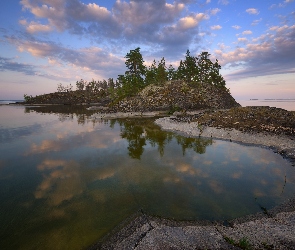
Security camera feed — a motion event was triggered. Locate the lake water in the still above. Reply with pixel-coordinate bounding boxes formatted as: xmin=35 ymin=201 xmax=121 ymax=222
xmin=0 ymin=105 xmax=295 ymax=249
xmin=238 ymin=99 xmax=295 ymax=111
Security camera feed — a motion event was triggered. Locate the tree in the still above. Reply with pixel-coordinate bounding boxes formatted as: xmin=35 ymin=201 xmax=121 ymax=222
xmin=156 ymin=57 xmax=167 ymax=85
xmin=76 ymin=79 xmax=86 ymax=91
xmin=117 ymin=47 xmax=147 ymax=98
xmin=183 ymin=49 xmax=199 ymax=83
xmin=145 ymin=60 xmax=157 ymax=85
xmin=198 ymin=52 xmax=213 ymax=84
xmin=167 ymin=64 xmax=177 ymax=81
xmin=124 ymin=47 xmax=146 ymax=79
xmin=197 ymin=52 xmax=226 ymax=89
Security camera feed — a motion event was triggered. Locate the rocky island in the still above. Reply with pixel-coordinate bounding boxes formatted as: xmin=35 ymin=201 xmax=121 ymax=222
xmin=21 ymin=48 xmax=295 ymax=249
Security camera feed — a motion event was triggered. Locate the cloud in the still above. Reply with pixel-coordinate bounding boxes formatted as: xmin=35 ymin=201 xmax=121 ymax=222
xmin=18 ymin=0 xmax=209 ymax=58
xmin=242 ymin=30 xmax=252 ymax=35
xmin=270 ymin=0 xmax=294 ymax=9
xmin=218 ymin=0 xmax=229 ymax=5
xmin=0 ymin=56 xmax=36 ymax=75
xmin=251 ymin=18 xmax=262 ymax=26
xmin=6 ymin=34 xmax=125 ymax=79
xmin=232 ymin=25 xmax=241 ymax=30
xmin=218 ymin=24 xmax=295 ymax=79
xmin=19 ymin=19 xmax=52 ymax=33
xmin=19 ymin=0 xmax=186 ymax=41
xmin=237 ymin=37 xmax=248 ymax=43
xmin=246 ymin=8 xmax=259 ymax=15
xmin=210 ymin=8 xmax=221 ymax=15
xmin=211 ymin=25 xmax=222 ymax=30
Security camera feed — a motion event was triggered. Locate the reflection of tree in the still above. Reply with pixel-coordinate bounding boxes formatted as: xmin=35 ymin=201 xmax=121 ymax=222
xmin=176 ymin=136 xmax=213 ymax=155
xmin=145 ymin=125 xmax=173 ymax=157
xmin=117 ymin=118 xmax=212 ymax=159
xmin=120 ymin=121 xmax=146 ymax=159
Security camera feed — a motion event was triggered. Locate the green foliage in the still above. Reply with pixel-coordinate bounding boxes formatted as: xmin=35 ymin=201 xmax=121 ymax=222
xmin=181 ymin=50 xmax=199 ymax=83
xmin=145 ymin=58 xmax=167 ymax=86
xmin=124 ymin=47 xmax=146 ymax=78
xmin=24 ymin=94 xmax=32 ymax=102
xmin=167 ymin=64 xmax=177 ymax=80
xmin=145 ymin=60 xmax=158 ymax=85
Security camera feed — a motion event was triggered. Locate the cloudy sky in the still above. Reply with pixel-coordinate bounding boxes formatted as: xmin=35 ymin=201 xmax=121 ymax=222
xmin=0 ymin=0 xmax=294 ymax=100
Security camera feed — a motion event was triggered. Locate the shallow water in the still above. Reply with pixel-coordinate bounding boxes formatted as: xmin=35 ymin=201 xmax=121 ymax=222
xmin=0 ymin=105 xmax=294 ymax=249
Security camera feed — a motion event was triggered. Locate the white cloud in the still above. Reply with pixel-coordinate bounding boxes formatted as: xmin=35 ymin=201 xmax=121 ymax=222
xmin=19 ymin=19 xmax=52 ymax=33
xmin=237 ymin=37 xmax=248 ymax=43
xmin=19 ymin=0 xmax=201 ymax=50
xmin=242 ymin=30 xmax=253 ymax=35
xmin=246 ymin=8 xmax=259 ymax=15
xmin=210 ymin=8 xmax=221 ymax=15
xmin=251 ymin=18 xmax=262 ymax=26
xmin=218 ymin=0 xmax=229 ymax=5
xmin=232 ymin=25 xmax=241 ymax=30
xmin=269 ymin=25 xmax=289 ymax=32
xmin=211 ymin=25 xmax=222 ymax=30
xmin=218 ymin=24 xmax=295 ymax=79
xmin=7 ymin=35 xmax=125 ymax=79
xmin=178 ymin=13 xmax=208 ymax=30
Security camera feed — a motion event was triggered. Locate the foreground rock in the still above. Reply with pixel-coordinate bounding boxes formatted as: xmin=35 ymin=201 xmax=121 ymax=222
xmin=94 ymin=198 xmax=295 ymax=249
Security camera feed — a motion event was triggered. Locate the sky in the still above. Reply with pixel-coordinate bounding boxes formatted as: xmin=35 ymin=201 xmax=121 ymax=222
xmin=0 ymin=0 xmax=294 ymax=101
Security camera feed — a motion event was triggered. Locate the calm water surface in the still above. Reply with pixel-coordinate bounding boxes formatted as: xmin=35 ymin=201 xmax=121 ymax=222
xmin=0 ymin=105 xmax=294 ymax=249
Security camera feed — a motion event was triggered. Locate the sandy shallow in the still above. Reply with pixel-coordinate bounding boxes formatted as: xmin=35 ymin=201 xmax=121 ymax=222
xmin=90 ymin=113 xmax=295 ymax=250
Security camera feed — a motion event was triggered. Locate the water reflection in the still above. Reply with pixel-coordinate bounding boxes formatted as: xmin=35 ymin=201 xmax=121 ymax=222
xmin=25 ymin=105 xmax=99 ymax=125
xmin=26 ymin=105 xmax=213 ymax=159
xmin=0 ymin=105 xmax=294 ymax=250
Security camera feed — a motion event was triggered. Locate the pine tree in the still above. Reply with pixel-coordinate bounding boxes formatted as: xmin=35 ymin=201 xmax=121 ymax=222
xmin=156 ymin=57 xmax=167 ymax=85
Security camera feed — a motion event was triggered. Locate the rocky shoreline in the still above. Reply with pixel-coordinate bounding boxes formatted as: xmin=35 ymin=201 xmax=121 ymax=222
xmin=93 ymin=107 xmax=295 ymax=250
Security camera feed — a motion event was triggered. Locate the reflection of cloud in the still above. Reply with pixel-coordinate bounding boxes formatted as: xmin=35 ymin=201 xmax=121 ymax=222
xmin=176 ymin=163 xmax=195 ymax=175
xmin=31 ymin=140 xmax=62 ymax=154
xmin=163 ymin=176 xmax=181 ymax=183
xmin=94 ymin=168 xmax=116 ymax=180
xmin=208 ymin=180 xmax=223 ymax=194
xmin=232 ymin=172 xmax=242 ymax=179
xmin=35 ymin=159 xmax=83 ymax=206
xmin=271 ymin=168 xmax=283 ymax=176
xmin=203 ymin=160 xmax=213 ymax=165
xmin=253 ymin=188 xmax=265 ymax=197
xmin=228 ymin=151 xmax=239 ymax=162
xmin=27 ymin=127 xmax=121 ymax=155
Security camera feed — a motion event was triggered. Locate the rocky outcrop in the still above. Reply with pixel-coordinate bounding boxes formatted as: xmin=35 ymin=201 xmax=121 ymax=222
xmin=23 ymin=90 xmax=109 ymax=105
xmin=108 ymin=81 xmax=240 ymax=113
xmin=169 ymin=106 xmax=295 ymax=136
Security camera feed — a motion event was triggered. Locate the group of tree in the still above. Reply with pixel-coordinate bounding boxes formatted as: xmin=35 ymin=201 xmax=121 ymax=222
xmin=56 ymin=47 xmax=228 ymax=100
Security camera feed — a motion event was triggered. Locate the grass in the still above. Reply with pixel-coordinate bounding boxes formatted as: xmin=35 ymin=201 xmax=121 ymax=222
xmin=224 ymin=236 xmax=253 ymax=250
